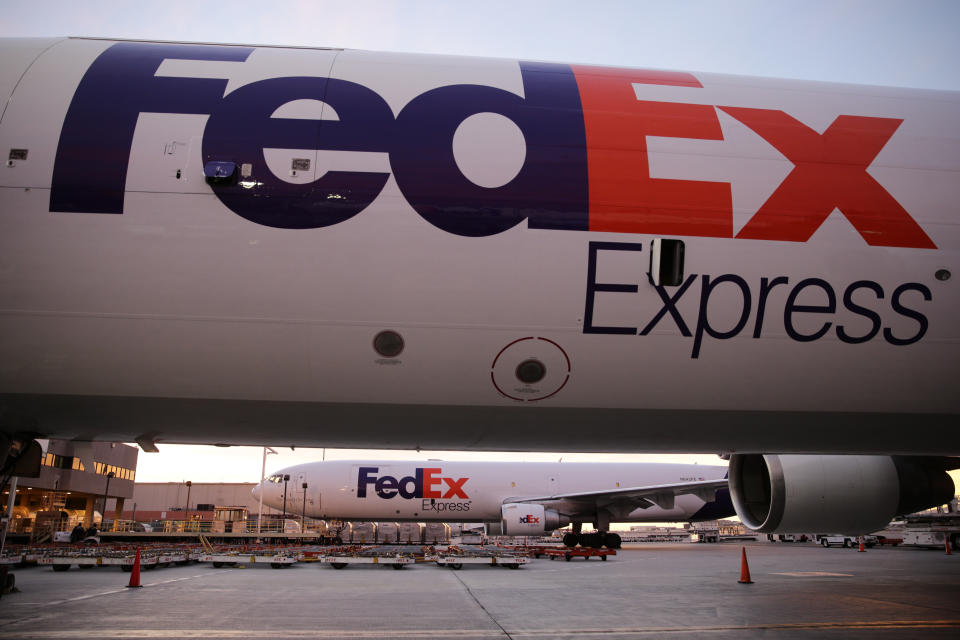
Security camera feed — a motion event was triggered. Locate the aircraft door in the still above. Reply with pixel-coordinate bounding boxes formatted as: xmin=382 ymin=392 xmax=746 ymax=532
xmin=294 ymin=471 xmax=309 ymax=515
xmin=202 ymin=48 xmax=340 ymax=229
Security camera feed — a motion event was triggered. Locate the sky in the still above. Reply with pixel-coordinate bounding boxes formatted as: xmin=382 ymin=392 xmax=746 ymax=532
xmin=3 ymin=0 xmax=959 ymax=482
xmin=3 ymin=0 xmax=960 ymax=90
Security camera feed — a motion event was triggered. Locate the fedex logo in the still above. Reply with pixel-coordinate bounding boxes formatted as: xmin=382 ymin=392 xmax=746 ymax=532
xmin=51 ymin=42 xmax=935 ymax=249
xmin=357 ymin=466 xmax=469 ymax=500
xmin=519 ymin=515 xmax=540 ymax=524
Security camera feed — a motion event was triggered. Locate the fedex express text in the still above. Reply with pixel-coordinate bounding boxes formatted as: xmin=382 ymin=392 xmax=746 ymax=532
xmin=585 ymin=242 xmax=932 ymax=358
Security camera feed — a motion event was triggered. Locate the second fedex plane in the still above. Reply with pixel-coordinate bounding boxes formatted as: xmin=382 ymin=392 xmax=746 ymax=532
xmin=252 ymin=459 xmax=732 ymax=548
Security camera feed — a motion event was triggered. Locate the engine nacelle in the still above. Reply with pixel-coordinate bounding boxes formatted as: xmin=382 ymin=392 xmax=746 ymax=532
xmin=498 ymin=503 xmax=568 ymax=536
xmin=729 ymin=455 xmax=956 ymax=534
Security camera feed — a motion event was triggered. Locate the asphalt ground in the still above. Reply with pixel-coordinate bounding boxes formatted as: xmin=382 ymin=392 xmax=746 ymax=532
xmin=1 ymin=542 xmax=958 ymax=639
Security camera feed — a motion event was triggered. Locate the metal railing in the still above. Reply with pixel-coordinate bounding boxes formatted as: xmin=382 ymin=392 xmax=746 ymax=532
xmin=108 ymin=517 xmax=330 ymax=535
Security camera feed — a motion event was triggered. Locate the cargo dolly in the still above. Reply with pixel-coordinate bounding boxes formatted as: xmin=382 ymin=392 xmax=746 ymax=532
xmin=0 ymin=553 xmax=23 ymax=567
xmin=430 ymin=546 xmax=529 ymax=569
xmin=320 ymin=547 xmax=414 ymax=569
xmin=200 ymin=552 xmax=298 ymax=569
xmin=39 ymin=550 xmax=159 ymax=571
xmin=542 ymin=546 xmax=616 ymax=561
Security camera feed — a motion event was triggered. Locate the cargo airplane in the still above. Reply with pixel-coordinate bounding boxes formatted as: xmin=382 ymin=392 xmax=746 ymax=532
xmin=253 ymin=459 xmax=735 ymax=548
xmin=1 ymin=37 xmax=957 ymax=533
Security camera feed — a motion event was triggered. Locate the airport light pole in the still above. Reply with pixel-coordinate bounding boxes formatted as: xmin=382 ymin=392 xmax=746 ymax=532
xmin=101 ymin=471 xmax=115 ymax=529
xmin=183 ymin=480 xmax=192 ymax=522
xmin=282 ymin=474 xmax=290 ymax=523
xmin=301 ymin=482 xmax=308 ymax=533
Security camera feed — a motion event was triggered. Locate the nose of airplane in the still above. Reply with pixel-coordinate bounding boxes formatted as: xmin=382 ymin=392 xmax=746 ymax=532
xmin=251 ymin=483 xmax=262 ymax=500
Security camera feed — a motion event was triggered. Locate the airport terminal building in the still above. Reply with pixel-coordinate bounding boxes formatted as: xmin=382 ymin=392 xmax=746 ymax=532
xmin=4 ymin=440 xmax=137 ymax=539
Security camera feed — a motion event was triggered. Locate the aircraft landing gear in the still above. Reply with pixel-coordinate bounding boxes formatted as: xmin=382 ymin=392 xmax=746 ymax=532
xmin=562 ymin=528 xmax=621 ymax=549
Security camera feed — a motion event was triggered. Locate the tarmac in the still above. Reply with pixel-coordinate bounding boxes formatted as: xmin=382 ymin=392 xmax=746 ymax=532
xmin=1 ymin=541 xmax=958 ymax=639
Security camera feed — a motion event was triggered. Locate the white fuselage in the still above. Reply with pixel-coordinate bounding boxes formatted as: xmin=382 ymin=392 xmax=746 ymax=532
xmin=0 ymin=38 xmax=957 ymax=454
xmin=253 ymin=460 xmax=730 ymax=523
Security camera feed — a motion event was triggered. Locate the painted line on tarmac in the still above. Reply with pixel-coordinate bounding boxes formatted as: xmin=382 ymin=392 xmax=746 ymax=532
xmin=4 ymin=623 xmax=960 ymax=639
xmin=772 ymin=571 xmax=854 ymax=577
xmin=42 ymin=573 xmax=212 ymax=605
xmin=449 ymin=570 xmax=514 ymax=639
xmin=0 ymin=631 xmax=504 ymax=638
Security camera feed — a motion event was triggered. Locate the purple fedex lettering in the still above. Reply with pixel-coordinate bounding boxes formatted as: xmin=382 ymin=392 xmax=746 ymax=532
xmin=52 ymin=43 xmax=587 ymax=237
xmin=358 ymin=466 xmax=424 ymax=499
xmin=391 ymin=61 xmax=589 ymax=237
xmin=50 ymin=42 xmax=253 ymax=213
xmin=356 ymin=467 xmax=379 ymax=498
xmin=358 ymin=467 xmax=469 ymax=499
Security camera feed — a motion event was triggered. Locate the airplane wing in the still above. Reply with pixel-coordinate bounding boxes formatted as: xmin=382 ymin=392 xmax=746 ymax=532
xmin=504 ymin=478 xmax=728 ymax=518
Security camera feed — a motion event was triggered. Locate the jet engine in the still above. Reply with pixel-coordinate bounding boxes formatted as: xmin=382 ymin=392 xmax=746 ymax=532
xmin=497 ymin=503 xmax=569 ymax=536
xmin=729 ymin=454 xmax=956 ymax=534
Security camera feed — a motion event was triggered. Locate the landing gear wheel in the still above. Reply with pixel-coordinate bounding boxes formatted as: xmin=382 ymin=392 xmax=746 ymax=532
xmin=330 ymin=562 xmax=347 ymax=570
xmin=604 ymin=533 xmax=622 ymax=549
xmin=563 ymin=533 xmax=580 ymax=547
xmin=582 ymin=533 xmax=603 ymax=549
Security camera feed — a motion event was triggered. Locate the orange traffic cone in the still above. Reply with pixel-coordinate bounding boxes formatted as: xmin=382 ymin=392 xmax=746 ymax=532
xmin=738 ymin=546 xmax=753 ymax=584
xmin=947 ymin=537 xmax=953 ymax=556
xmin=126 ymin=548 xmax=143 ymax=588
xmin=858 ymin=536 xmax=866 ymax=552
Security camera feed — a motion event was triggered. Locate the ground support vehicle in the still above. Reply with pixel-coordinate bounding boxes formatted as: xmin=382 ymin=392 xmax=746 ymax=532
xmin=766 ymin=534 xmax=814 ymax=543
xmin=816 ymin=535 xmax=879 ymax=548
xmin=891 ymin=514 xmax=960 ymax=550
xmin=689 ymin=530 xmax=719 ymax=543
xmin=899 ymin=530 xmax=954 ymax=549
